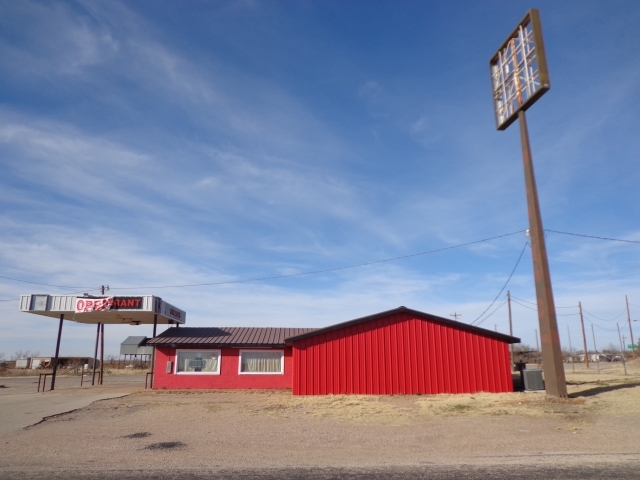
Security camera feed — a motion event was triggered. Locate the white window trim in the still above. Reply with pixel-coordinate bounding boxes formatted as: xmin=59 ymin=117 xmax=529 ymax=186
xmin=238 ymin=349 xmax=284 ymax=375
xmin=175 ymin=349 xmax=221 ymax=375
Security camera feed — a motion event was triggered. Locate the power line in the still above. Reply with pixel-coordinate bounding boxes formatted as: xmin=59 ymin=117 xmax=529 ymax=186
xmin=511 ymin=295 xmax=580 ymax=317
xmin=510 ymin=294 xmax=576 ymax=309
xmin=0 ymin=287 xmax=103 ymax=303
xmin=584 ymin=317 xmax=618 ymax=332
xmin=510 ymin=298 xmax=538 ymax=312
xmin=471 ymin=242 xmax=528 ymax=326
xmin=0 ymin=274 xmax=97 ymax=290
xmin=582 ymin=308 xmax=626 ymax=322
xmin=545 ymin=229 xmax=640 ymax=244
xmin=473 ymin=297 xmax=508 ymax=327
xmin=109 ymin=230 xmax=527 ymax=290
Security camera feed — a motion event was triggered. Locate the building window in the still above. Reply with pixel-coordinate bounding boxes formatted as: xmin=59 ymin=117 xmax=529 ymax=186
xmin=175 ymin=350 xmax=220 ymax=374
xmin=239 ymin=350 xmax=284 ymax=374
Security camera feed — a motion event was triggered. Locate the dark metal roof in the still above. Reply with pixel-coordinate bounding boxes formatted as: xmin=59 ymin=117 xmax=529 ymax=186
xmin=284 ymin=306 xmax=521 ymax=344
xmin=147 ymin=327 xmax=318 ymax=347
xmin=121 ymin=336 xmax=147 ymax=346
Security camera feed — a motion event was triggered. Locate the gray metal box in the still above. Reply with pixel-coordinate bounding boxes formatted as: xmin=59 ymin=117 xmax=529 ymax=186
xmin=523 ymin=369 xmax=545 ymax=391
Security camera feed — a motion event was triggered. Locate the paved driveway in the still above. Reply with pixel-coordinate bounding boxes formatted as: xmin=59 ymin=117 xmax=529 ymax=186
xmin=0 ymin=374 xmax=145 ymax=435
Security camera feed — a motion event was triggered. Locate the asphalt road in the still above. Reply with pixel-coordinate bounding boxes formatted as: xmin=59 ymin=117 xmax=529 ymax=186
xmin=2 ymin=463 xmax=639 ymax=479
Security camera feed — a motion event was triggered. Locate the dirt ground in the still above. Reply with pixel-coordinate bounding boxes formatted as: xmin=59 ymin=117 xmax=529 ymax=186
xmin=2 ymin=362 xmax=640 ymax=477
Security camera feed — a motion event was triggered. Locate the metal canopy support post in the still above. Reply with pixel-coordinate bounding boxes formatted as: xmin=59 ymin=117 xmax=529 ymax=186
xmin=150 ymin=314 xmax=157 ymax=388
xmin=50 ymin=314 xmax=64 ymax=391
xmin=518 ymin=110 xmax=567 ymax=397
xmin=99 ymin=323 xmax=104 ymax=385
xmin=92 ymin=323 xmax=100 ymax=386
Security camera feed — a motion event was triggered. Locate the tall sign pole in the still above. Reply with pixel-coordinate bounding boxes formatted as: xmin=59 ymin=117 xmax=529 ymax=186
xmin=490 ymin=9 xmax=567 ymax=397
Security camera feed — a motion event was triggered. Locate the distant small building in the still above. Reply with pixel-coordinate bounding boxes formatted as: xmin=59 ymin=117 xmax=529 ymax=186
xmin=119 ymin=336 xmax=154 ymax=367
xmin=120 ymin=336 xmax=154 ymax=356
xmin=15 ymin=358 xmax=30 ymax=369
xmin=30 ymin=356 xmax=52 ymax=369
xmin=29 ymin=356 xmax=97 ymax=369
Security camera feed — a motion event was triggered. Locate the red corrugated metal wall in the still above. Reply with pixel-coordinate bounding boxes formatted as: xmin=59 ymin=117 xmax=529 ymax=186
xmin=292 ymin=312 xmax=513 ymax=395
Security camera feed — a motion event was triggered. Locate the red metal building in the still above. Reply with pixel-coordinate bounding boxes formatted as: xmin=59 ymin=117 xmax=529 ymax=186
xmin=286 ymin=307 xmax=519 ymax=395
xmin=148 ymin=307 xmax=519 ymax=394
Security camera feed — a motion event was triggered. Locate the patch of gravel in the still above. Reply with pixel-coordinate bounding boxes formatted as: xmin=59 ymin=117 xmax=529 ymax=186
xmin=1 ymin=376 xmax=640 ymax=474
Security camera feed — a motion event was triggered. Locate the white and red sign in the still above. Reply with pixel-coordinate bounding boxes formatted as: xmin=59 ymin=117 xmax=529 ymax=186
xmin=75 ymin=297 xmax=114 ymax=313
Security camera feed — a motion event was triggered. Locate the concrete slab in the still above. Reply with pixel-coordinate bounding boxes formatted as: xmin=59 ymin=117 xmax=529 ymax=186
xmin=0 ymin=374 xmax=146 ymax=435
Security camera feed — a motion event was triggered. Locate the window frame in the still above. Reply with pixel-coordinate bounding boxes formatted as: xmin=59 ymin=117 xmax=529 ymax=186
xmin=238 ymin=349 xmax=284 ymax=375
xmin=174 ymin=349 xmax=221 ymax=375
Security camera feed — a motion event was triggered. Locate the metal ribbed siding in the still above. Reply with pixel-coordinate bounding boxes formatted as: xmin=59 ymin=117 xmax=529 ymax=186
xmin=292 ymin=312 xmax=513 ymax=395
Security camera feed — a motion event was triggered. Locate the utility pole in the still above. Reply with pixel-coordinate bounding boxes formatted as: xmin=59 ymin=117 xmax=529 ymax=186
xmin=579 ymin=302 xmax=589 ymax=368
xmin=508 ymin=290 xmax=514 ymax=370
xmin=617 ymin=323 xmax=628 ymax=375
xmin=450 ymin=312 xmax=461 ymax=322
xmin=626 ymin=295 xmax=635 ymax=358
xmin=567 ymin=325 xmax=575 ymax=373
xmin=591 ymin=324 xmax=600 ymax=374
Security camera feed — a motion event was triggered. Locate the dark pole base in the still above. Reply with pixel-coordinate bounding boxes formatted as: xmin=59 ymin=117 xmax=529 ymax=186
xmin=50 ymin=314 xmax=65 ymax=391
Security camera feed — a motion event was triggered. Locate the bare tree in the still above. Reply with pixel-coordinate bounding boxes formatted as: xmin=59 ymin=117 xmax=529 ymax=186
xmin=12 ymin=350 xmax=30 ymax=360
xmin=104 ymin=354 xmax=117 ymax=368
xmin=602 ymin=343 xmax=620 ymax=354
xmin=0 ymin=352 xmax=5 ymax=361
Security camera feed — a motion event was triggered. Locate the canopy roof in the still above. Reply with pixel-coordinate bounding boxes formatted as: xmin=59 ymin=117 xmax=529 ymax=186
xmin=20 ymin=294 xmax=185 ymax=325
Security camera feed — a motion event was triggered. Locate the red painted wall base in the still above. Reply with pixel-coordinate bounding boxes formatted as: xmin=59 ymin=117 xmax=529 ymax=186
xmin=153 ymin=347 xmax=293 ymax=389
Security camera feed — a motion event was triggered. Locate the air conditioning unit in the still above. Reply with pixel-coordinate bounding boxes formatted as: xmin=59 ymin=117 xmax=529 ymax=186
xmin=523 ymin=369 xmax=545 ymax=391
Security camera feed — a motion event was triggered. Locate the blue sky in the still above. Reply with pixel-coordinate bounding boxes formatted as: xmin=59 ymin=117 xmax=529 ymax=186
xmin=1 ymin=0 xmax=640 ymax=357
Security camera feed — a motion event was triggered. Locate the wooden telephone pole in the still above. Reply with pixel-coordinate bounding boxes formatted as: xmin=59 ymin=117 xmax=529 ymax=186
xmin=579 ymin=301 xmax=589 ymax=368
xmin=626 ymin=295 xmax=635 ymax=358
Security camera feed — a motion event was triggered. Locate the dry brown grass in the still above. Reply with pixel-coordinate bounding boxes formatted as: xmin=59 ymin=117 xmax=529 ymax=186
xmin=248 ymin=394 xmax=414 ymax=425
xmin=125 ymin=359 xmax=640 ymax=426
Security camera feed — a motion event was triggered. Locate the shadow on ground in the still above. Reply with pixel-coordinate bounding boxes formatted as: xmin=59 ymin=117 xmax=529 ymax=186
xmin=571 ymin=382 xmax=640 ymax=398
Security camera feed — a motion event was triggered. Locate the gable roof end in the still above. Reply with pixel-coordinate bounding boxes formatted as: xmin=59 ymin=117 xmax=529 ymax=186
xmin=284 ymin=306 xmax=521 ymax=345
